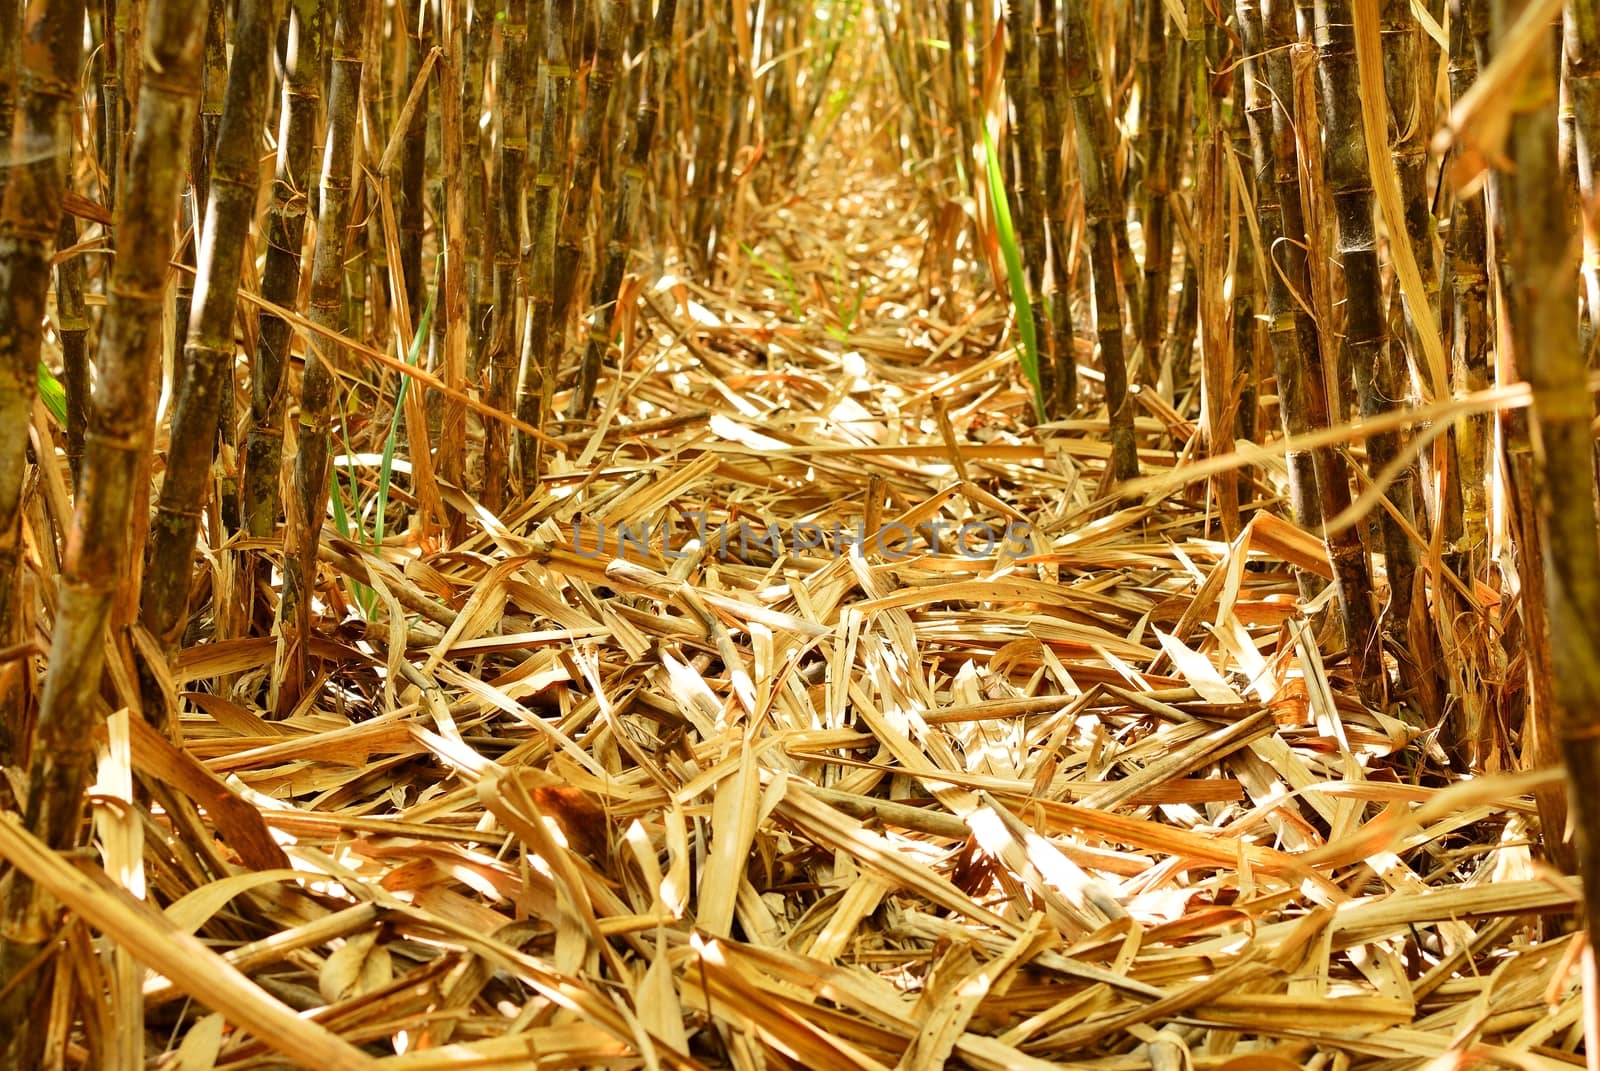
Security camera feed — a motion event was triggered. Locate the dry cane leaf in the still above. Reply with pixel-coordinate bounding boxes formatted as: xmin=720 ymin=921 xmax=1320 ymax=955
xmin=318 ymin=928 xmax=394 ymax=1004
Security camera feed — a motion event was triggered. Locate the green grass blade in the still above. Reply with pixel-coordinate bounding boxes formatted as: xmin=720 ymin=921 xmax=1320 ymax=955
xmin=374 ymin=290 xmax=434 ymax=547
xmin=330 ymin=406 xmax=374 ymax=618
xmin=741 ymin=242 xmax=804 ymax=320
xmin=328 ymin=460 xmax=354 ymax=539
xmin=981 ymin=123 xmax=1045 ymax=422
xmin=36 ymin=363 xmax=67 ymax=427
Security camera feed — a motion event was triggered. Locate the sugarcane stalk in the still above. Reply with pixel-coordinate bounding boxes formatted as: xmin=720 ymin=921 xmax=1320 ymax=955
xmin=1164 ymin=255 xmax=1198 ymax=396
xmin=1381 ymin=0 xmax=1436 ymax=303
xmin=351 ymin=11 xmax=384 ymax=348
xmin=101 ymin=0 xmax=127 ymax=222
xmin=56 ymin=214 xmax=90 ymax=488
xmin=871 ymin=0 xmax=935 ymax=173
xmin=276 ymin=0 xmax=370 ymax=715
xmin=1231 ymin=85 xmax=1260 ymax=458
xmin=464 ymin=0 xmax=494 ymax=376
xmin=0 ymin=0 xmax=17 ymax=211
xmin=948 ymin=0 xmax=974 ymax=179
xmin=1003 ymin=0 xmax=1052 ymax=409
xmin=1313 ymin=0 xmax=1420 ymax=645
xmin=1497 ymin=0 xmax=1600 ymax=968
xmin=1065 ymin=0 xmax=1138 ymax=479
xmin=1383 ymin=0 xmax=1460 ymax=566
xmin=1264 ymin=0 xmax=1381 ymax=693
xmin=0 ymin=2 xmax=203 ymax=1063
xmin=729 ymin=0 xmax=758 ymax=223
xmin=1462 ymin=0 xmax=1569 ymax=866
xmin=435 ymin=0 xmax=470 ymax=507
xmin=0 ymin=0 xmax=83 ymax=757
xmin=1382 ymin=0 xmax=1459 ymax=560
xmin=400 ymin=2 xmax=433 ymax=326
xmin=481 ymin=0 xmax=532 ymax=511
xmin=1137 ymin=2 xmax=1183 ymax=388
xmin=194 ymin=0 xmax=226 ymax=213
xmin=1036 ymin=0 xmax=1076 ymax=414
xmin=687 ymin=8 xmax=729 ymax=266
xmin=1197 ymin=128 xmax=1241 ymax=538
xmin=1566 ymin=0 xmax=1600 ymax=331
xmin=243 ymin=0 xmax=327 ymax=543
xmin=1092 ymin=4 xmax=1144 ymax=339
xmin=571 ymin=0 xmax=680 ymax=416
xmin=1448 ymin=0 xmax=1492 ymax=573
xmin=142 ymin=0 xmax=282 ymax=682
xmin=517 ymin=0 xmax=583 ymax=478
xmin=552 ymin=0 xmax=624 ymax=348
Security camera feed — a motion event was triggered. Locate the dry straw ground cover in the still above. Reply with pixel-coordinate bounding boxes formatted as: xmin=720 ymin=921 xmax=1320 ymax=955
xmin=7 ymin=162 xmax=1580 ymax=1069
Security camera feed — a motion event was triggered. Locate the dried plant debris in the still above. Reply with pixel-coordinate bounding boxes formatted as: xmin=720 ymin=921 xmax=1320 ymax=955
xmin=0 ymin=168 xmax=1566 ymax=1069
